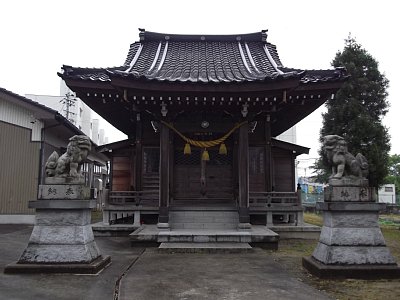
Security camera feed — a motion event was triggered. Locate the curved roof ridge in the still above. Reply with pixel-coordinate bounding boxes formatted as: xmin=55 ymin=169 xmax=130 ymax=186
xmin=139 ymin=29 xmax=268 ymax=43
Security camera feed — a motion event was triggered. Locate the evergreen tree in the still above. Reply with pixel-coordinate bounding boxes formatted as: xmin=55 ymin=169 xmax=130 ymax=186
xmin=315 ymin=36 xmax=390 ymax=188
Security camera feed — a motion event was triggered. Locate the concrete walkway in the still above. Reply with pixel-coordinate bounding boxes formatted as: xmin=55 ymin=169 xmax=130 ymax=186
xmin=0 ymin=225 xmax=333 ymax=300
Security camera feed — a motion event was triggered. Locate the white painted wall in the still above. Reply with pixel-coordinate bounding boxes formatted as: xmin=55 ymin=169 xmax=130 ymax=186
xmin=276 ymin=126 xmax=297 ymax=144
xmin=92 ymin=119 xmax=99 ymax=144
xmin=0 ymin=98 xmax=44 ymax=141
xmin=277 ymin=126 xmax=299 ymax=189
xmin=378 ymin=184 xmax=396 ymax=204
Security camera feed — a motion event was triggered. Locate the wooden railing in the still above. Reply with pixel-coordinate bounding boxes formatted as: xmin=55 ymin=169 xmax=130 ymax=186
xmin=108 ymin=190 xmax=159 ymax=207
xmin=249 ymin=191 xmax=301 ymax=207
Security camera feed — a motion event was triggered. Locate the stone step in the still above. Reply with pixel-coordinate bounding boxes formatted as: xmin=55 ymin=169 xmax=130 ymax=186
xmin=170 ymin=223 xmax=239 ymax=229
xmin=157 ymin=230 xmax=251 ymax=243
xmin=169 ymin=210 xmax=239 ymax=230
xmin=158 ymin=242 xmax=253 ymax=253
xmin=170 ymin=215 xmax=239 ymax=223
xmin=129 ymin=225 xmax=280 ymax=250
xmin=170 ymin=206 xmax=237 ymax=211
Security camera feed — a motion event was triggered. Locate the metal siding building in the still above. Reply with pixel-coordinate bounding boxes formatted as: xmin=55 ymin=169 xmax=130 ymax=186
xmin=0 ymin=87 xmax=109 ymax=224
xmin=0 ymin=122 xmax=40 ymax=215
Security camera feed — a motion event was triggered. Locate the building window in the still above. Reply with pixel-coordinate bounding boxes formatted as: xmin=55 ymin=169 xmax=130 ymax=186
xmin=385 ymin=186 xmax=393 ymax=192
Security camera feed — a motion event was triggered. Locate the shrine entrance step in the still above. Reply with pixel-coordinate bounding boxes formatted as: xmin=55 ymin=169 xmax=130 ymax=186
xmin=171 ymin=198 xmax=236 ymax=206
xmin=130 ymin=225 xmax=279 ymax=250
xmin=169 ymin=207 xmax=239 ymax=230
xmin=158 ymin=242 xmax=253 ymax=253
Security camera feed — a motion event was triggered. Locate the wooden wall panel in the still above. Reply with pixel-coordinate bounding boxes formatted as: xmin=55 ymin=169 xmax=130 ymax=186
xmin=249 ymin=147 xmax=265 ymax=192
xmin=272 ymin=149 xmax=294 ymax=192
xmin=111 ymin=156 xmax=131 ymax=191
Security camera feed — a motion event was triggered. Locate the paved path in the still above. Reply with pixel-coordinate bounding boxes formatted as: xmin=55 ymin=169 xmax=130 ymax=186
xmin=0 ymin=225 xmax=332 ymax=300
xmin=119 ymin=248 xmax=332 ymax=300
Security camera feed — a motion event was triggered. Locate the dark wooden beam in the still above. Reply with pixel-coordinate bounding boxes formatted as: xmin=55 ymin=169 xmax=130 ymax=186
xmin=134 ymin=113 xmax=142 ymax=190
xmin=238 ymin=122 xmax=250 ymax=223
xmin=158 ymin=122 xmax=170 ymax=224
xmin=264 ymin=117 xmax=273 ymax=192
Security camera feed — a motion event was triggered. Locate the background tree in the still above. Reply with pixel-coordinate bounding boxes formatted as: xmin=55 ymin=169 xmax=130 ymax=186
xmin=384 ymin=154 xmax=400 ymax=195
xmin=314 ymin=36 xmax=390 ymax=188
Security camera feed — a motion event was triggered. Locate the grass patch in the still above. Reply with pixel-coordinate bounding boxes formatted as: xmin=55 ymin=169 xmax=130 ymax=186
xmin=91 ymin=210 xmax=103 ymax=223
xmin=269 ymin=212 xmax=400 ymax=300
xmin=304 ymin=212 xmax=323 ymax=226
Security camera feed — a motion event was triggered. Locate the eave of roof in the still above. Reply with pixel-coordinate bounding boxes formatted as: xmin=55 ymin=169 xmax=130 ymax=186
xmin=272 ymin=138 xmax=310 ymax=155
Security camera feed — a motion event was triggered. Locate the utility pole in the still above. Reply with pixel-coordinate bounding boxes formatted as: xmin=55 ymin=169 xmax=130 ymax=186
xmin=60 ymin=92 xmax=77 ymax=124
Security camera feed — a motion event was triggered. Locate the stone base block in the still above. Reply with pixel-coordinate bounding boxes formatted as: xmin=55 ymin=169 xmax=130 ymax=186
xmin=319 ymin=226 xmax=385 ymax=246
xmin=36 ymin=210 xmax=91 ymax=226
xmin=39 ymin=184 xmax=90 ymax=200
xmin=44 ymin=177 xmax=85 ymax=185
xmin=328 ymin=178 xmax=369 ymax=187
xmin=16 ymin=202 xmax=104 ymax=265
xmin=312 ymin=242 xmax=397 ymax=265
xmin=19 ymin=241 xmax=101 ymax=263
xmin=29 ymin=224 xmax=94 ymax=244
xmin=324 ymin=185 xmax=372 ymax=202
xmin=323 ymin=210 xmax=379 ymax=228
xmin=4 ymin=255 xmax=111 ymax=275
xmin=303 ymin=256 xmax=400 ymax=279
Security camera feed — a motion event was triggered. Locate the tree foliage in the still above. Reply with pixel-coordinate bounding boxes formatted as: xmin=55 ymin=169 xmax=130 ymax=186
xmin=315 ymin=36 xmax=390 ymax=188
xmin=384 ymin=154 xmax=400 ymax=194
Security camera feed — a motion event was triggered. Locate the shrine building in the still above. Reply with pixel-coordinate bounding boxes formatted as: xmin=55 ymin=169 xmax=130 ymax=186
xmin=59 ymin=29 xmax=346 ymax=235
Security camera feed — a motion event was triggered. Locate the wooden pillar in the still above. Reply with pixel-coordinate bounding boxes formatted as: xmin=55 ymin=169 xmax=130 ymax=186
xmin=238 ymin=122 xmax=250 ymax=225
xmin=135 ymin=113 xmax=142 ymax=191
xmin=158 ymin=122 xmax=170 ymax=227
xmin=264 ymin=116 xmax=273 ymax=192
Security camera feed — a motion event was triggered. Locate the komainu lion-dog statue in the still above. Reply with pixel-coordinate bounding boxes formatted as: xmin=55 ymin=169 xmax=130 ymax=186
xmin=45 ymin=135 xmax=91 ymax=179
xmin=323 ymin=135 xmax=368 ymax=179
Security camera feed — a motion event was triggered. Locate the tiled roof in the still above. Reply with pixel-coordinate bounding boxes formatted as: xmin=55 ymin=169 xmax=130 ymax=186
xmin=60 ymin=29 xmax=346 ymax=85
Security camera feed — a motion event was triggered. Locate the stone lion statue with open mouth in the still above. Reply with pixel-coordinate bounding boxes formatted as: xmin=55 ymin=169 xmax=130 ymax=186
xmin=45 ymin=135 xmax=91 ymax=179
xmin=323 ymin=135 xmax=368 ymax=179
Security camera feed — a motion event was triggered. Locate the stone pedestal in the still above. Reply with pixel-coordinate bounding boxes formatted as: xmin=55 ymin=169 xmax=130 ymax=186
xmin=4 ymin=183 xmax=110 ymax=274
xmin=303 ymin=179 xmax=400 ymax=279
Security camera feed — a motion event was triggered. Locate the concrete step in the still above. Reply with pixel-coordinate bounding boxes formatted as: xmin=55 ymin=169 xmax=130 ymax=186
xmin=158 ymin=242 xmax=253 ymax=253
xmin=129 ymin=225 xmax=280 ymax=250
xmin=169 ymin=210 xmax=239 ymax=230
xmin=157 ymin=230 xmax=251 ymax=243
xmin=171 ymin=223 xmax=238 ymax=230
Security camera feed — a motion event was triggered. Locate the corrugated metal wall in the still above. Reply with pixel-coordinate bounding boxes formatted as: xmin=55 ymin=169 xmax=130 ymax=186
xmin=0 ymin=122 xmax=40 ymax=214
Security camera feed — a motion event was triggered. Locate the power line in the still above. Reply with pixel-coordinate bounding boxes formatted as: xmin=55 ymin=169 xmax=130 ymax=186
xmin=59 ymin=92 xmax=77 ymax=123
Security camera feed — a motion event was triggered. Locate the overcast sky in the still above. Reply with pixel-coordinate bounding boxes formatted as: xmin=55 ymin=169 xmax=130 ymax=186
xmin=1 ymin=0 xmax=398 ymax=173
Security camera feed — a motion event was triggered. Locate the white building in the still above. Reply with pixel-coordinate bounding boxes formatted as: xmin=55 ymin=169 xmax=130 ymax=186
xmin=378 ymin=184 xmax=397 ymax=204
xmin=26 ymin=81 xmax=126 ymax=145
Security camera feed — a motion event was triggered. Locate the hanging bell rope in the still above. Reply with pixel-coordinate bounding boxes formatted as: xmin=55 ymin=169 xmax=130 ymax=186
xmin=160 ymin=120 xmax=247 ymax=149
